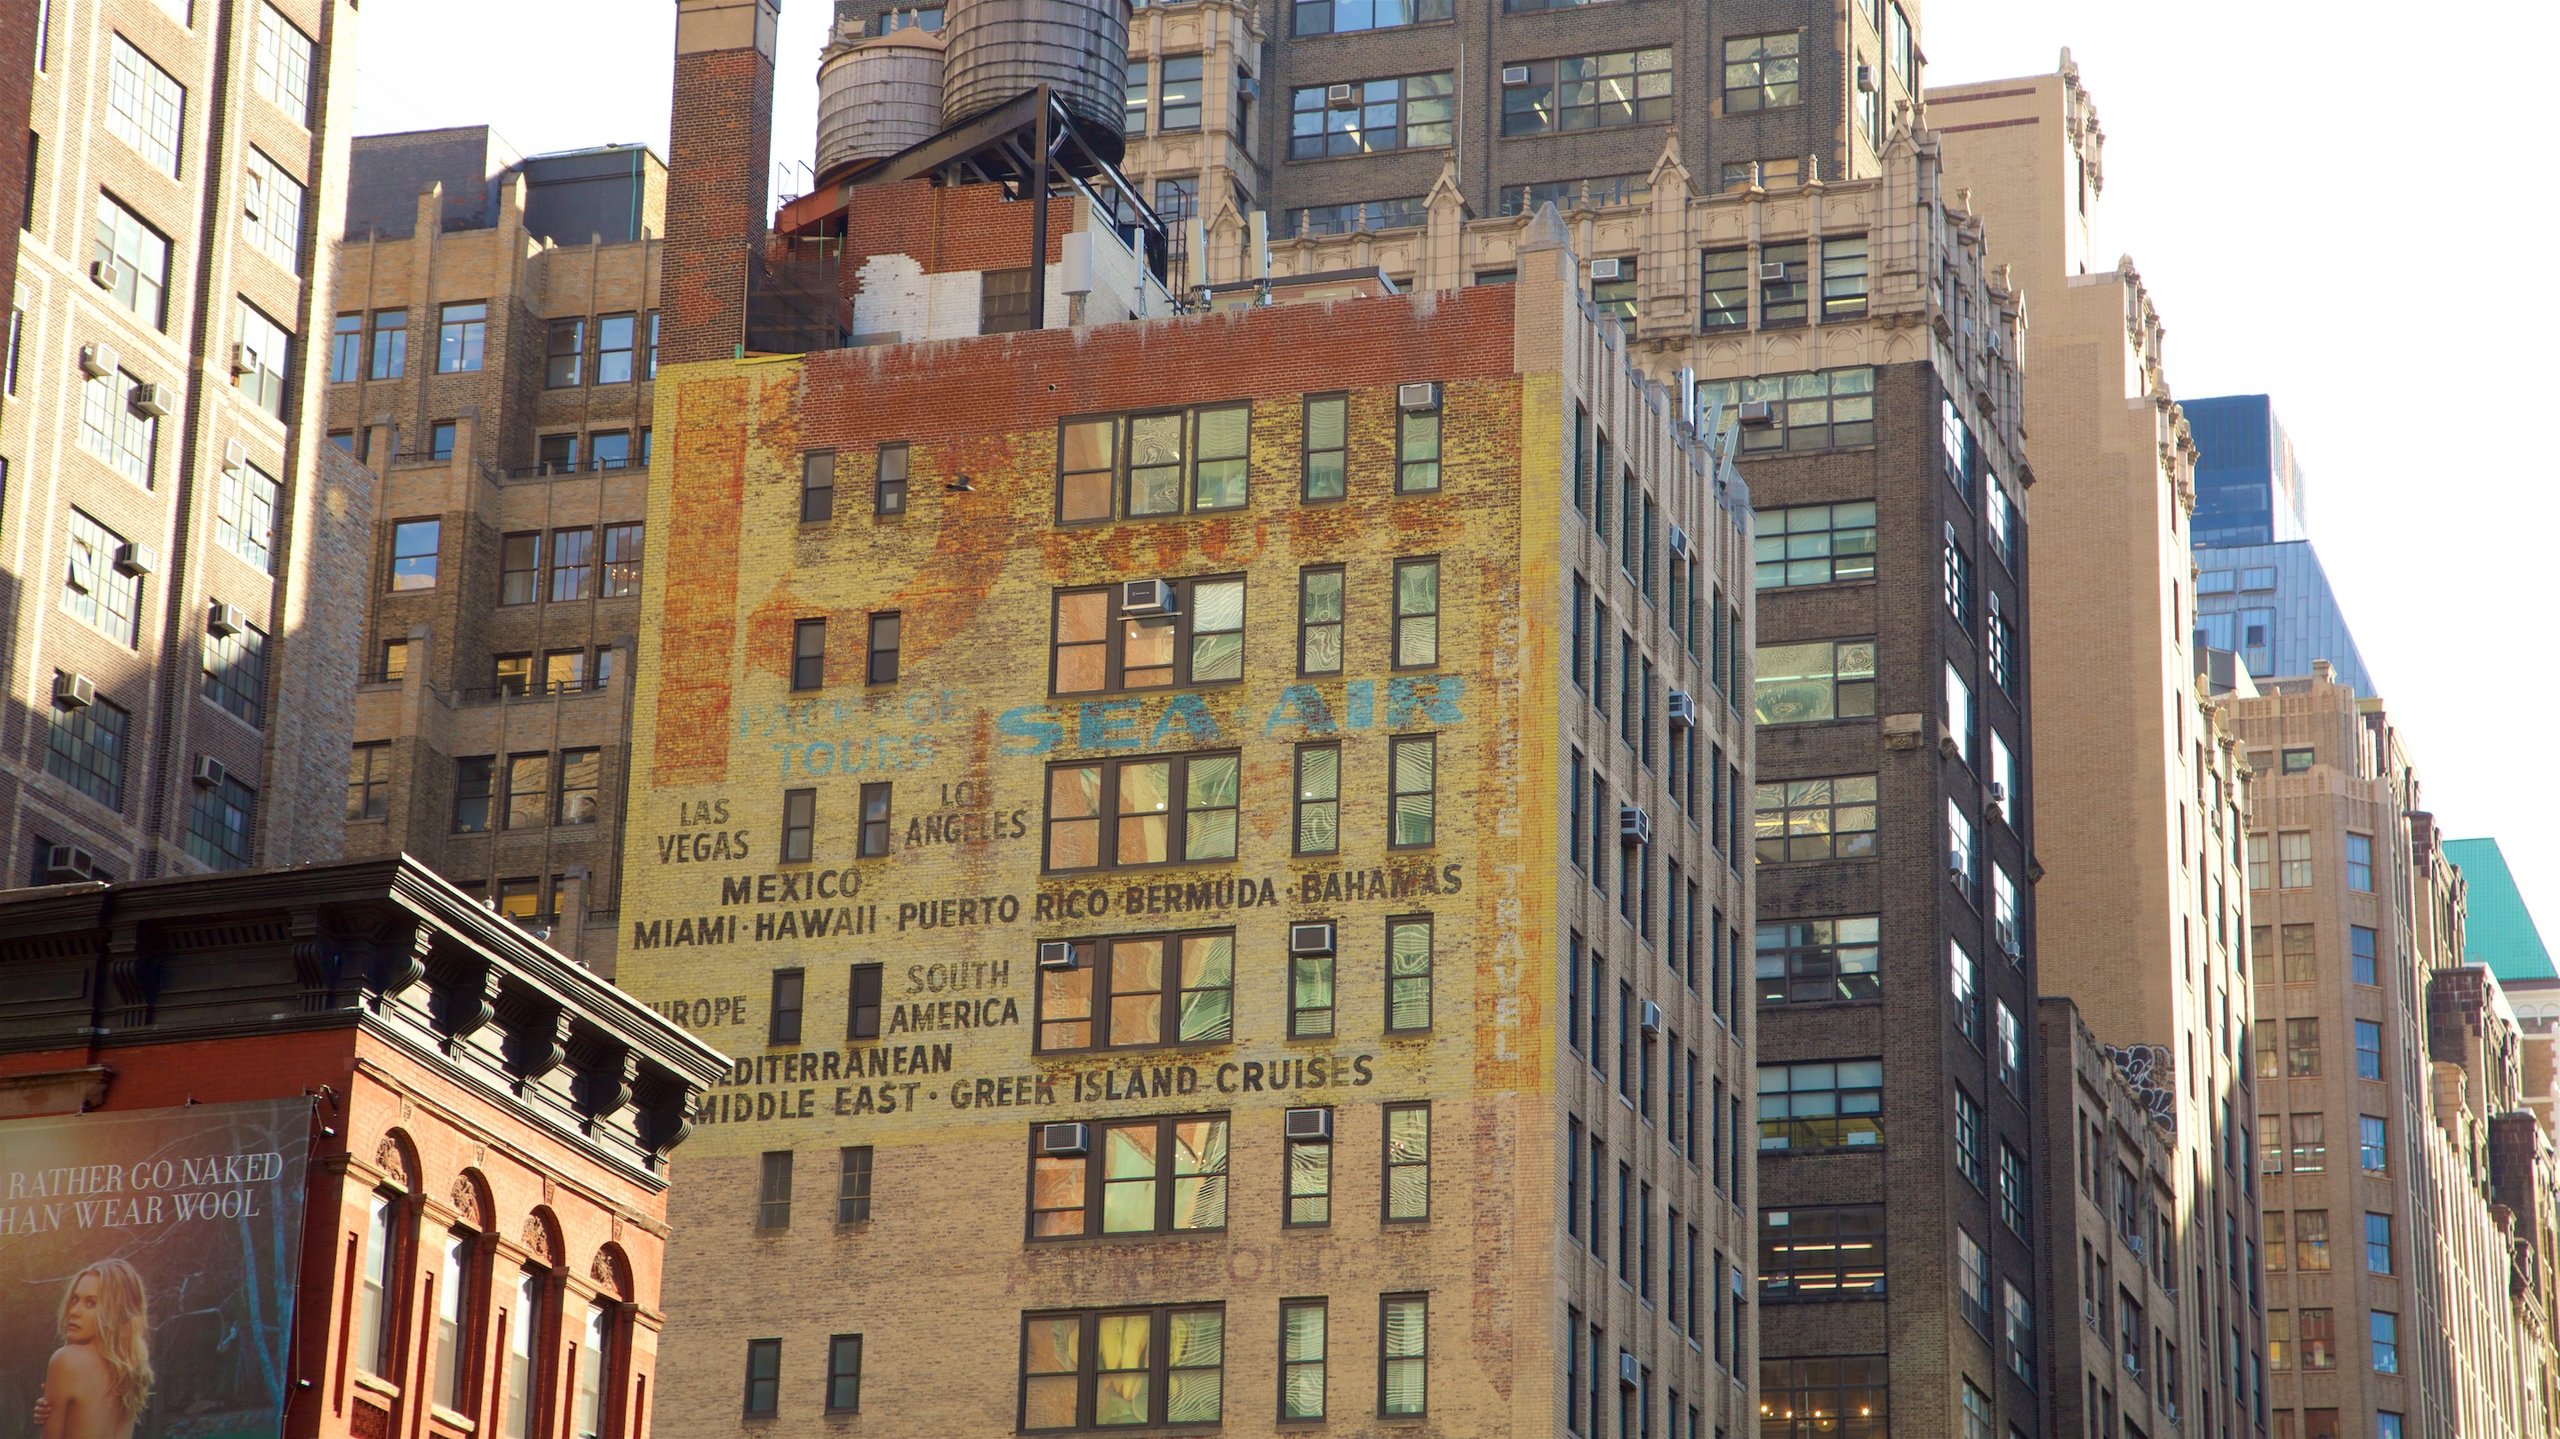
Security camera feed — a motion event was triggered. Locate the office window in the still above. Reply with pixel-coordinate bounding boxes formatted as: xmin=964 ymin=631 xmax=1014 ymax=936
xmin=1377 ymin=1295 xmax=1427 ymax=1416
xmin=549 ymin=528 xmax=594 ymax=601
xmin=801 ymin=450 xmax=836 ymax=521
xmin=1033 ymin=930 xmax=1233 ymax=1052
xmin=107 ymin=37 xmax=185 ymax=174
xmin=354 ymin=1193 xmax=398 ymax=1374
xmin=1958 ymin=1227 xmax=1991 ymax=1329
xmin=535 ymin=435 xmax=577 ymax=475
xmin=1754 ymin=502 xmax=1876 ymax=588
xmin=46 ymin=688 xmax=129 ymax=809
xmin=1700 ymin=245 xmax=1750 ymax=329
xmin=2287 ymin=1017 xmax=2321 ymax=1076
xmin=1156 ymin=54 xmax=1203 ymax=130
xmin=1030 ymin=1114 xmax=1229 ymax=1237
xmin=438 ymin=302 xmax=488 ymax=373
xmin=1591 ymin=257 xmax=1637 ymax=323
xmin=366 ymin=309 xmax=409 ymax=379
xmin=93 ymin=193 xmax=171 ymax=329
xmin=544 ymin=748 xmax=599 ymax=827
xmin=2281 ymin=922 xmax=2315 ymax=984
xmin=502 ymin=753 xmax=549 ymax=830
xmin=1998 ymin=1143 xmax=2030 ymax=1235
xmin=1020 ymin=1306 xmax=1225 ymax=1430
xmin=1051 ymin=577 xmax=1244 ymax=693
xmin=2345 ymin=833 xmax=2373 ymax=892
xmin=232 ymin=300 xmax=294 ymax=416
xmin=2003 ymin=1282 xmax=2034 ymax=1385
xmin=1289 ymin=74 xmax=1453 ymax=158
xmin=450 ymin=756 xmax=494 ymax=833
xmin=243 ymin=149 xmax=304 ymax=269
xmin=1280 ymin=1300 xmax=1326 ymax=1419
xmin=867 ymin=612 xmax=901 ymax=683
xmin=785 ymin=618 xmax=828 ymax=692
xmin=2279 ymin=746 xmax=2314 ymax=773
xmin=1122 ymin=57 xmax=1149 ymax=133
xmin=1820 ymin=233 xmax=1869 ymax=319
xmin=2362 ymin=1212 xmax=2392 ymax=1275
xmin=781 ymin=788 xmax=816 ymax=862
xmin=1759 ymin=241 xmax=1809 ymax=326
xmin=1297 ymin=566 xmax=1344 ymax=675
xmin=1755 ymin=640 xmax=1875 ymax=724
xmin=1042 ymin=752 xmax=1240 ymax=871
xmin=1386 ymin=918 xmax=1433 ymax=1031
xmin=1954 ymin=1086 xmax=1983 ymax=1187
xmin=346 ymin=742 xmax=391 ymax=821
xmin=1758 ymin=1357 xmax=1885 ymax=1439
xmin=1943 ymin=527 xmax=1973 ymax=631
xmin=63 ymin=511 xmax=144 ymax=646
xmin=2353 ymin=1019 xmax=2382 ymax=1081
xmin=1284 ymin=1110 xmax=1333 ymax=1224
xmin=2290 ymin=1115 xmax=2326 ymax=1174
xmin=184 ymin=775 xmax=257 ymax=869
xmin=249 ymin=2 xmax=313 ymax=118
xmin=1058 ymin=408 xmax=1258 ymax=522
xmin=2351 ymin=925 xmax=2378 ymax=985
xmin=1380 ymin=1103 xmax=1431 ymax=1220
xmin=601 ymin=523 xmax=642 ymax=596
xmin=858 ymin=782 xmax=892 ymax=857
xmin=2278 ymin=830 xmax=2312 ymax=888
xmin=1996 ymin=1001 xmax=2022 ymax=1092
xmin=2368 ymin=1312 xmax=2396 ymax=1374
xmin=1986 ymin=593 xmax=2015 ymax=696
xmin=1397 ymin=397 xmax=1441 ymax=493
xmin=544 ymin=319 xmax=584 ymax=387
xmin=79 ymin=365 xmax=157 ymax=485
xmin=820 ymin=1333 xmax=862 ymax=1413
xmin=1754 ymin=776 xmax=1878 ymax=861
xmin=741 ymin=1338 xmax=781 ymax=1416
xmin=496 ymin=534 xmax=540 ymax=607
xmin=1758 ymin=1205 xmax=1883 ymax=1299
xmin=1292 ymin=0 xmax=1450 ymax=36
xmin=1393 ymin=558 xmax=1440 ymax=667
xmin=1700 ymin=368 xmax=1876 ymax=452
xmin=591 ymin=313 xmax=635 ymax=384
xmin=1302 ymin=395 xmax=1347 ymax=500
xmin=2299 ymin=1308 xmax=2337 ymax=1370
xmin=203 ymin=620 xmax=268 ymax=725
xmin=1501 ymin=49 xmax=1673 ymax=135
xmin=1723 ymin=30 xmax=1801 ymax=111
xmin=2358 ymin=1115 xmax=2386 ymax=1173
xmin=330 ymin=313 xmax=362 ymax=381
xmin=214 ymin=460 xmax=280 ymax=573
xmin=1292 ymin=743 xmax=1340 ymax=857
xmin=1757 ymin=1060 xmax=1882 ymax=1150
xmin=1949 ymin=940 xmax=1980 ymax=1043
xmin=870 ymin=442 xmax=908 ymax=516
xmin=1389 ymin=735 xmax=1436 ymax=846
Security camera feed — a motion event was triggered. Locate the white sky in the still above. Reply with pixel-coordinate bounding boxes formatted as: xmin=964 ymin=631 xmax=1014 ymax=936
xmin=351 ymin=1 xmax=2560 ymax=938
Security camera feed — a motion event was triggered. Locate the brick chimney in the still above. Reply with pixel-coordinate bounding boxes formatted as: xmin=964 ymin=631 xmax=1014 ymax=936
xmin=664 ymin=0 xmax=780 ymax=365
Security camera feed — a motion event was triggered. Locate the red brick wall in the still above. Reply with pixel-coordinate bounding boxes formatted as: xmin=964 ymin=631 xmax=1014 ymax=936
xmin=663 ymin=44 xmax=775 ymax=366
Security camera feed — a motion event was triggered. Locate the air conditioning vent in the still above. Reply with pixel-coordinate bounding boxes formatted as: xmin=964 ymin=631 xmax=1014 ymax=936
xmin=192 ymin=755 xmax=228 ymax=789
xmin=1668 ymin=523 xmax=1691 ymax=559
xmin=1326 ymin=82 xmax=1354 ymax=106
xmin=130 ymin=382 xmax=173 ymax=419
xmin=1284 ymin=1108 xmax=1333 ymax=1142
xmin=1501 ymin=65 xmax=1531 ymax=86
xmin=1397 ymin=380 xmax=1441 ymax=412
xmin=114 ymin=542 xmax=158 ymax=577
xmin=41 ymin=844 xmax=101 ymax=884
xmin=1037 ymin=940 xmax=1080 ymax=971
xmin=221 ymin=439 xmax=250 ymax=476
xmin=1758 ymin=261 xmax=1789 ymax=282
xmin=1618 ymin=805 xmax=1650 ymax=847
xmin=1667 ymin=691 xmax=1697 ymax=728
xmin=1119 ymin=578 xmax=1177 ymax=616
xmin=1289 ymin=922 xmax=1336 ymax=957
xmin=208 ymin=601 xmax=244 ymax=637
xmin=1619 ymin=1350 xmax=1639 ymax=1387
xmin=1855 ymin=63 xmax=1878 ymax=93
xmin=53 ymin=673 xmax=97 ymax=710
xmin=230 ymin=343 xmax=257 ymax=375
xmin=1039 ymin=1122 xmax=1090 ymax=1157
xmin=1589 ymin=258 xmax=1623 ymax=281
xmin=1640 ymin=1000 xmax=1662 ymax=1037
xmin=79 ymin=343 xmax=118 ymax=379
xmin=1737 ymin=399 xmax=1776 ymax=427
xmin=89 ymin=260 xmax=124 ymax=291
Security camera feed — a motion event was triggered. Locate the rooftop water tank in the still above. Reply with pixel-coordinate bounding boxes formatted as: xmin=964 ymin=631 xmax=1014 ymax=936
xmin=817 ymin=27 xmax=948 ymax=176
xmin=939 ymin=0 xmax=1129 ymax=139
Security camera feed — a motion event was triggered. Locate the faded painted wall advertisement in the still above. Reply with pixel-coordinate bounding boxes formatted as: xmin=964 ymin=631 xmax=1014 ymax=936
xmin=0 ymin=1100 xmax=314 ymax=1439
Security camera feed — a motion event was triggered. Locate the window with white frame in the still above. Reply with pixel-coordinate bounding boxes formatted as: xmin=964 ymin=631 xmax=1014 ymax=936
xmin=243 ymin=149 xmax=305 ymax=269
xmin=107 ymin=37 xmax=186 ymax=174
xmin=251 ymin=3 xmax=313 ymax=122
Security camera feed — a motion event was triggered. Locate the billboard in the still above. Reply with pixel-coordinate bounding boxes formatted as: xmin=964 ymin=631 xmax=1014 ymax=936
xmin=0 ymin=1100 xmax=315 ymax=1439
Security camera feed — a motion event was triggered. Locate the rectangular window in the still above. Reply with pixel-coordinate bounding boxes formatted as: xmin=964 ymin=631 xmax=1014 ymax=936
xmin=355 ymin=1193 xmax=398 ymax=1374
xmin=2278 ymin=830 xmax=2312 ymax=888
xmin=1292 ymin=0 xmax=1451 ymax=36
xmin=742 ymin=1338 xmax=780 ymax=1416
xmin=62 ymin=510 xmax=144 ymax=645
xmin=1389 ymin=735 xmax=1436 ymax=847
xmin=1754 ymin=501 xmax=1876 ymax=588
xmin=330 ymin=313 xmax=362 ymax=382
xmin=1699 ymin=368 xmax=1876 ymax=452
xmin=2281 ymin=922 xmax=2315 ymax=984
xmin=107 ymin=37 xmax=186 ymax=174
xmin=241 ymin=149 xmax=307 ymax=272
xmin=1758 ymin=1205 xmax=1884 ymax=1299
xmin=94 ymin=194 xmax=171 ymax=328
xmin=594 ymin=313 xmax=635 ymax=384
xmin=232 ymin=299 xmax=293 ymax=416
xmin=2363 ymin=1212 xmax=2392 ymax=1275
xmin=183 ymin=774 xmax=257 ymax=870
xmin=346 ymin=742 xmax=391 ymax=821
xmin=1760 ymin=1357 xmax=1885 ymax=1437
xmin=801 ymin=450 xmax=836 ymax=522
xmin=1298 ymin=566 xmax=1344 ymax=675
xmin=433 ymin=1231 xmax=474 ymax=1410
xmin=502 ymin=753 xmax=549 ymax=830
xmin=1123 ymin=57 xmax=1149 ymax=133
xmin=2351 ymin=925 xmax=2378 ymax=985
xmin=203 ymin=620 xmax=269 ymax=725
xmin=1377 ymin=1295 xmax=1426 ymax=1416
xmin=842 ymin=781 xmax=888 ymax=858
xmin=866 ymin=612 xmax=901 ymax=684
xmin=1381 ymin=1103 xmax=1431 ymax=1220
xmin=1820 ymin=233 xmax=1869 ymax=319
xmin=545 ymin=318 xmax=584 ymax=387
xmin=549 ymin=527 xmax=594 ymax=601
xmin=1393 ymin=558 xmax=1440 ymax=666
xmin=251 ymin=2 xmax=313 ymax=118
xmin=823 ymin=1333 xmax=862 ymax=1413
xmin=843 ymin=962 xmax=885 ymax=1040
xmin=1954 ymin=1086 xmax=1983 ymax=1186
xmin=46 ymin=687 xmax=130 ymax=809
xmin=1754 ymin=639 xmax=1875 ymax=724
xmin=1943 ymin=526 xmax=1974 ymax=631
xmin=601 ymin=523 xmax=642 ymax=597
xmin=1289 ymin=74 xmax=1453 ymax=158
xmin=2300 ymin=1308 xmax=2336 ymax=1370
xmin=1397 ymin=398 xmax=1441 ymax=493
xmin=370 ymin=309 xmax=408 ymax=378
xmin=1029 ymin=1113 xmax=1230 ymax=1238
xmin=1020 ymin=1306 xmax=1225 ymax=1430
xmin=1285 ymin=1111 xmax=1332 ymax=1224
xmin=1302 ymin=395 xmax=1347 ymax=501
xmin=1280 ymin=1300 xmax=1326 ymax=1419
xmin=2290 ymin=1114 xmax=2326 ymax=1174
xmin=1754 ymin=917 xmax=1878 ymax=1003
xmin=2354 ymin=1019 xmax=2382 ymax=1081
xmin=2369 ymin=1311 xmax=2397 ymax=1374
xmin=1757 ymin=1060 xmax=1882 ymax=1150
xmin=1501 ymin=49 xmax=1674 ymax=135
xmin=215 ymin=460 xmax=280 ymax=572
xmin=2346 ymin=833 xmax=2374 ymax=892
xmin=76 ymin=368 xmax=156 ymax=489
xmin=1701 ymin=247 xmax=1749 ymax=330
xmin=1034 ymin=929 xmax=1234 ymax=1052
xmin=1754 ymin=775 xmax=1878 ymax=862
xmin=1723 ymin=31 xmax=1801 ymax=112
xmin=873 ymin=443 xmax=908 ymax=516
xmin=438 ymin=302 xmax=488 ymax=373
xmin=2359 ymin=1115 xmax=2387 ymax=1173
xmin=1386 ymin=917 xmax=1433 ymax=1032
xmin=1950 ymin=940 xmax=1980 ymax=1043
xmin=1042 ymin=752 xmax=1240 ymax=871
xmin=2287 ymin=1017 xmax=2321 ymax=1076
xmin=1157 ymin=54 xmax=1203 ymax=130
xmin=1292 ymin=742 xmax=1340 ymax=857
xmin=1050 ymin=577 xmax=1244 ymax=693
xmin=500 ymin=534 xmax=540 ymax=606
xmin=1759 ymin=241 xmax=1808 ymax=326
xmin=1999 ymin=1142 xmax=2030 ymax=1235
xmin=781 ymin=788 xmax=816 ymax=862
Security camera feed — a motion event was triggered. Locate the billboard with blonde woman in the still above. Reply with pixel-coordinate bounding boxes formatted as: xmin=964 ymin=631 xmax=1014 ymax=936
xmin=0 ymin=1101 xmax=314 ymax=1439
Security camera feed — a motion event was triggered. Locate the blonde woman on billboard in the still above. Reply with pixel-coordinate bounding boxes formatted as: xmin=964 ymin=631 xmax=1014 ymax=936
xmin=36 ymin=1259 xmax=154 ymax=1439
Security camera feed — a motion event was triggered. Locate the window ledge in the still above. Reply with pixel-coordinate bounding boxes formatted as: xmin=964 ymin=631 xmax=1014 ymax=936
xmin=1282 ymin=144 xmax=1452 ymax=168
xmin=352 ymin=1372 xmax=402 ymax=1403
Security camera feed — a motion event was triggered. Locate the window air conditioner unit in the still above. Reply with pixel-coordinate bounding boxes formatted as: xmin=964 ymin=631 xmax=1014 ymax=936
xmin=1619 ymin=805 xmax=1650 ymax=846
xmin=53 ymin=673 xmax=97 ymax=710
xmin=79 ymin=343 xmax=118 ymax=379
xmin=1039 ymin=1122 xmax=1090 ymax=1157
xmin=230 ymin=343 xmax=257 ymax=374
xmin=42 ymin=844 xmax=100 ymax=884
xmin=114 ymin=542 xmax=158 ymax=577
xmin=1758 ymin=260 xmax=1789 ymax=282
xmin=1501 ymin=65 xmax=1531 ymax=86
xmin=208 ymin=601 xmax=244 ymax=636
xmin=1737 ymin=399 xmax=1776 ymax=426
xmin=1238 ymin=76 xmax=1260 ymax=100
xmin=1996 ymin=918 xmax=2020 ymax=958
xmin=1120 ymin=578 xmax=1177 ymax=616
xmin=223 ymin=439 xmax=250 ymax=475
xmin=1289 ymin=922 xmax=1336 ymax=957
xmin=1988 ymin=781 xmax=2007 ymax=805
xmin=1037 ymin=940 xmax=1080 ymax=971
xmin=1856 ymin=63 xmax=1878 ymax=94
xmin=1619 ymin=1350 xmax=1639 ymax=1387
xmin=1284 ymin=1108 xmax=1333 ymax=1142
xmin=89 ymin=260 xmax=123 ymax=291
xmin=1668 ymin=523 xmax=1691 ymax=559
xmin=1667 ymin=691 xmax=1697 ymax=728
xmin=1950 ymin=855 xmax=1971 ymax=883
xmin=1589 ymin=258 xmax=1623 ymax=281
xmin=1326 ymin=82 xmax=1354 ymax=106
xmin=130 ymin=382 xmax=173 ymax=419
xmin=1640 ymin=1000 xmax=1662 ymax=1037
xmin=1397 ymin=381 xmax=1441 ymax=412
xmin=192 ymin=755 xmax=228 ymax=789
